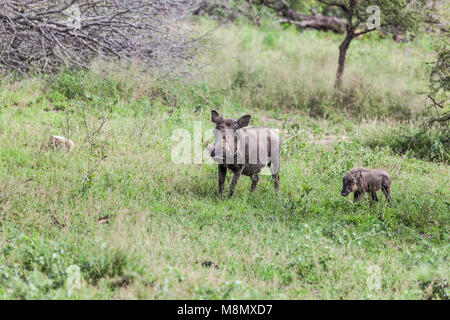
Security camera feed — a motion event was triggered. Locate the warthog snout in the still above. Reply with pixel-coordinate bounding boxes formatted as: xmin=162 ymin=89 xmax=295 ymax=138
xmin=341 ymin=177 xmax=355 ymax=196
xmin=207 ymin=139 xmax=228 ymax=163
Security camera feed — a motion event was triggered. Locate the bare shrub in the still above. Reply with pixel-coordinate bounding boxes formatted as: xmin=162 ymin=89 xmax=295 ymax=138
xmin=0 ymin=0 xmax=203 ymax=75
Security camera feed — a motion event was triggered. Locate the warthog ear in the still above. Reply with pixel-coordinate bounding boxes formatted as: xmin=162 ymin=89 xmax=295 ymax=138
xmin=236 ymin=114 xmax=251 ymax=129
xmin=211 ymin=110 xmax=223 ymax=124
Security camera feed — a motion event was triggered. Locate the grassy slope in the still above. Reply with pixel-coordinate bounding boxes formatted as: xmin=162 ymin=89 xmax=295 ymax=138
xmin=0 ymin=19 xmax=448 ymax=299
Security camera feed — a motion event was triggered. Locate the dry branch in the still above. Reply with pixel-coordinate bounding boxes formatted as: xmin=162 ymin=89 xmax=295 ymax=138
xmin=254 ymin=0 xmax=346 ymax=33
xmin=0 ymin=0 xmax=203 ymax=74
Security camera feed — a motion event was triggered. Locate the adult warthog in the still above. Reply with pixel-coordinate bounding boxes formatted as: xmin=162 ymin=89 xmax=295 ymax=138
xmin=206 ymin=110 xmax=281 ymax=196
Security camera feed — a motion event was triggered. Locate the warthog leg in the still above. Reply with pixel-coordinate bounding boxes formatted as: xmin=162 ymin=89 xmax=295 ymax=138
xmin=272 ymin=173 xmax=279 ymax=193
xmin=218 ymin=165 xmax=227 ymax=195
xmin=354 ymin=190 xmax=364 ymax=202
xmin=268 ymin=161 xmax=280 ymax=193
xmin=229 ymin=167 xmax=244 ymax=197
xmin=250 ymin=174 xmax=259 ymax=192
xmin=381 ymin=185 xmax=391 ymax=202
xmin=371 ymin=192 xmax=379 ymax=203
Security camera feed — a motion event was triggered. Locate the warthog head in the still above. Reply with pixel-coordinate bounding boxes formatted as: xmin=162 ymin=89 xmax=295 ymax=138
xmin=207 ymin=110 xmax=251 ymax=164
xmin=341 ymin=174 xmax=358 ymax=196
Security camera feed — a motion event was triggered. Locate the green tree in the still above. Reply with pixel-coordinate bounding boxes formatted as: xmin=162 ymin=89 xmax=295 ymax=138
xmin=424 ymin=3 xmax=449 ymax=156
xmin=427 ymin=41 xmax=449 ymax=125
xmin=316 ymin=0 xmax=425 ymax=88
xmin=254 ymin=0 xmax=426 ymax=88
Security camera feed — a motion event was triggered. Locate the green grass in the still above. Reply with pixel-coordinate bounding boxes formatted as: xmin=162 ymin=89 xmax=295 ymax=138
xmin=0 ymin=19 xmax=448 ymax=299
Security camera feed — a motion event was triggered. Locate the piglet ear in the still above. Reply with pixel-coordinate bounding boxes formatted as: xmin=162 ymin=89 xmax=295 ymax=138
xmin=211 ymin=110 xmax=223 ymax=124
xmin=237 ymin=114 xmax=251 ymax=128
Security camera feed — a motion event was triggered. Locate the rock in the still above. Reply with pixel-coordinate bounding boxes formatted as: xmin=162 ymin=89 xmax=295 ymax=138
xmin=49 ymin=135 xmax=74 ymax=151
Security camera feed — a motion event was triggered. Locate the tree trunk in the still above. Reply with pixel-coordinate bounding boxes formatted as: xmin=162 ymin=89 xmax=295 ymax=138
xmin=335 ymin=31 xmax=354 ymax=88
